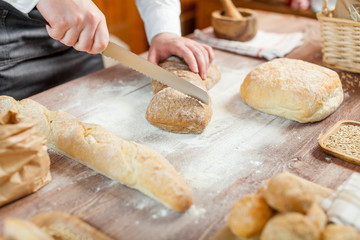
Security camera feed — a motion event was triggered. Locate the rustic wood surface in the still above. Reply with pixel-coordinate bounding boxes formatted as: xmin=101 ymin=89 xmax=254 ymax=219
xmin=1 ymin=11 xmax=360 ymax=240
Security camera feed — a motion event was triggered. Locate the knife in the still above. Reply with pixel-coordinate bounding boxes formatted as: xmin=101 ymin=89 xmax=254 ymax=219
xmin=28 ymin=9 xmax=210 ymax=104
xmin=103 ymin=42 xmax=209 ymax=104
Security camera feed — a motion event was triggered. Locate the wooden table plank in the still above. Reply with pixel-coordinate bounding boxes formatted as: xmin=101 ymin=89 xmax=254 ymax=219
xmin=1 ymin=10 xmax=360 ymax=240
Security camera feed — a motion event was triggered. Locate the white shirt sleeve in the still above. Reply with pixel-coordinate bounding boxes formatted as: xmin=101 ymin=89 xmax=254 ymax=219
xmin=3 ymin=0 xmax=39 ymax=13
xmin=135 ymin=0 xmax=182 ymax=44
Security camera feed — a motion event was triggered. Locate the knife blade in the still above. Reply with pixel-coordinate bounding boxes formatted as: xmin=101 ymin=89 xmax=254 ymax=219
xmin=103 ymin=42 xmax=209 ymax=104
xmin=28 ymin=9 xmax=209 ymax=104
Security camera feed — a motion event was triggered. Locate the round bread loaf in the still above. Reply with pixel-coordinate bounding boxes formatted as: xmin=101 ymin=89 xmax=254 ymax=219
xmin=321 ymin=224 xmax=360 ymax=240
xmin=306 ymin=203 xmax=327 ymax=234
xmin=260 ymin=212 xmax=319 ymax=240
xmin=146 ymin=57 xmax=221 ymax=133
xmin=259 ymin=172 xmax=315 ymax=213
xmin=228 ymin=194 xmax=274 ymax=238
xmin=240 ymin=58 xmax=343 ymax=123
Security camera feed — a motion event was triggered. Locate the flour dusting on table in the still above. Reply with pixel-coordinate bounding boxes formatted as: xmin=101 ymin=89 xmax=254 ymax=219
xmin=69 ymin=64 xmax=291 ymax=219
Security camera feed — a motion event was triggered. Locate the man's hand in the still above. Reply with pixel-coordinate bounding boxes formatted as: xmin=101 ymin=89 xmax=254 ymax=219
xmin=149 ymin=32 xmax=214 ymax=80
xmin=36 ymin=0 xmax=109 ymax=54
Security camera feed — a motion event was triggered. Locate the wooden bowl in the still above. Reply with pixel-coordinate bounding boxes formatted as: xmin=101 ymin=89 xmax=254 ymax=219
xmin=211 ymin=8 xmax=258 ymax=42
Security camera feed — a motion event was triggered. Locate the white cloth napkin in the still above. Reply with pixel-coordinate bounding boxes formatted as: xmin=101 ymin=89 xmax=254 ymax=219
xmin=321 ymin=173 xmax=360 ymax=231
xmin=194 ymin=28 xmax=304 ymax=60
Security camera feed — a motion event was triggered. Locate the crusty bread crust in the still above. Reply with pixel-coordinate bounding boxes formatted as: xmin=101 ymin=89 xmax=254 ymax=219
xmin=146 ymin=57 xmax=221 ymax=133
xmin=240 ymin=58 xmax=343 ymax=123
xmin=260 ymin=212 xmax=319 ymax=240
xmin=0 ymin=96 xmax=193 ymax=212
xmin=321 ymin=224 xmax=360 ymax=240
xmin=146 ymin=87 xmax=212 ymax=133
xmin=259 ymin=171 xmax=332 ymax=214
xmin=3 ymin=218 xmax=54 ymax=240
xmin=228 ymin=194 xmax=274 ymax=238
xmin=31 ymin=212 xmax=112 ymax=240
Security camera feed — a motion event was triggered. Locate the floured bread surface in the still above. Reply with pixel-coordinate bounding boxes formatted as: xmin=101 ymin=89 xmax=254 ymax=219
xmin=240 ymin=58 xmax=343 ymax=123
xmin=147 ymin=56 xmax=221 ymax=133
xmin=146 ymin=87 xmax=212 ymax=133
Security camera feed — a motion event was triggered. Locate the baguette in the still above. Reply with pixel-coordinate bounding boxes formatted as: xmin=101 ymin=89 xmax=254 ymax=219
xmin=146 ymin=56 xmax=221 ymax=133
xmin=2 ymin=212 xmax=113 ymax=240
xmin=3 ymin=218 xmax=54 ymax=240
xmin=30 ymin=212 xmax=113 ymax=240
xmin=0 ymin=96 xmax=193 ymax=212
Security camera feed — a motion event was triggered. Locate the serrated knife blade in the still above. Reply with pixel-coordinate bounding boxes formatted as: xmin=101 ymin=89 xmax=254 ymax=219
xmin=103 ymin=41 xmax=209 ymax=104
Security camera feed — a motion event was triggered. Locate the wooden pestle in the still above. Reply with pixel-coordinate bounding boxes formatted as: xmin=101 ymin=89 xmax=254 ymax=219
xmin=219 ymin=0 xmax=243 ymax=19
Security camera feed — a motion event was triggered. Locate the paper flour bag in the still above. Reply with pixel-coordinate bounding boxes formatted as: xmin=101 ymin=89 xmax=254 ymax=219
xmin=0 ymin=110 xmax=51 ymax=206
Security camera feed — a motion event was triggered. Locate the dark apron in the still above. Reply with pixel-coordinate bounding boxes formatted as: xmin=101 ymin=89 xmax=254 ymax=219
xmin=0 ymin=1 xmax=104 ymax=100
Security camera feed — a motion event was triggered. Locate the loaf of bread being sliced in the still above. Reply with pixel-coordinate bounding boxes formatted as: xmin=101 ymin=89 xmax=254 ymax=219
xmin=146 ymin=56 xmax=221 ymax=133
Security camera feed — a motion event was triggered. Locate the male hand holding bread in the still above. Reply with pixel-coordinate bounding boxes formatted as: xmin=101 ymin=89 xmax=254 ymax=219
xmin=146 ymin=56 xmax=221 ymax=133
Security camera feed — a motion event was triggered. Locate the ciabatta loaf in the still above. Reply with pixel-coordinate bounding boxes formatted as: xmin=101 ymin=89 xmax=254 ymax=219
xmin=0 ymin=96 xmax=192 ymax=212
xmin=146 ymin=57 xmax=221 ymax=133
xmin=240 ymin=58 xmax=343 ymax=123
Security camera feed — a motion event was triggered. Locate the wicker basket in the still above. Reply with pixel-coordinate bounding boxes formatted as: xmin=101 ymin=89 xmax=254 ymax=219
xmin=317 ymin=0 xmax=360 ymax=73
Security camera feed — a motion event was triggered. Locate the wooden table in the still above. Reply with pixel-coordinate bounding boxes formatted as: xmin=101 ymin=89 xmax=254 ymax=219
xmin=1 ymin=11 xmax=360 ymax=240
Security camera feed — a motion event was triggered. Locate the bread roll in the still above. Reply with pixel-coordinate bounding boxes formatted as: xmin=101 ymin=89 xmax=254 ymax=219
xmin=146 ymin=56 xmax=221 ymax=133
xmin=260 ymin=212 xmax=319 ymax=240
xmin=259 ymin=171 xmax=332 ymax=213
xmin=3 ymin=218 xmax=54 ymax=240
xmin=31 ymin=212 xmax=112 ymax=240
xmin=228 ymin=194 xmax=274 ymax=238
xmin=321 ymin=224 xmax=360 ymax=240
xmin=0 ymin=96 xmax=192 ymax=212
xmin=240 ymin=58 xmax=343 ymax=123
xmin=306 ymin=203 xmax=327 ymax=234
